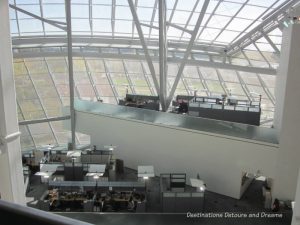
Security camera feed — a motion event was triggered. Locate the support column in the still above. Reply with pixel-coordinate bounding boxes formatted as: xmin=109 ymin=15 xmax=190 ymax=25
xmin=159 ymin=0 xmax=167 ymax=111
xmin=292 ymin=169 xmax=300 ymax=225
xmin=273 ymin=23 xmax=300 ymax=200
xmin=65 ymin=0 xmax=76 ymax=149
xmin=0 ymin=0 xmax=25 ymax=204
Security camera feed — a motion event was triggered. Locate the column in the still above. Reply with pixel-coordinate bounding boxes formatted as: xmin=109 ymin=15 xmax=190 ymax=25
xmin=273 ymin=23 xmax=300 ymax=200
xmin=0 ymin=0 xmax=26 ymax=204
xmin=159 ymin=0 xmax=167 ymax=111
xmin=292 ymin=169 xmax=300 ymax=225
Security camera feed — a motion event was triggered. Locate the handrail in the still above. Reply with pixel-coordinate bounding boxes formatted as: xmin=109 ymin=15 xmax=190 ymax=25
xmin=0 ymin=200 xmax=91 ymax=225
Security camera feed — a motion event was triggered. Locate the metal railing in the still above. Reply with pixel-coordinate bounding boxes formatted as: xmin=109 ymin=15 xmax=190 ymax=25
xmin=74 ymin=99 xmax=278 ymax=144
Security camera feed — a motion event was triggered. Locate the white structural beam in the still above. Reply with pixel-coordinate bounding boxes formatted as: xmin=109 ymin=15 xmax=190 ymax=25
xmin=127 ymin=0 xmax=160 ymax=95
xmin=159 ymin=0 xmax=167 ymax=111
xmin=166 ymin=0 xmax=210 ymax=108
xmin=166 ymin=22 xmax=193 ymax=34
xmin=9 ymin=4 xmax=67 ymax=31
xmin=228 ymin=0 xmax=281 ymax=45
xmin=12 ymin=50 xmax=277 ymax=75
xmin=148 ymin=0 xmax=158 ymax=39
xmin=262 ymin=33 xmax=281 ymax=54
xmin=11 ymin=36 xmax=226 ymax=53
xmin=0 ymin=0 xmax=25 ymax=204
xmin=111 ymin=0 xmax=116 ymax=37
xmin=65 ymin=0 xmax=76 ymax=150
xmin=19 ymin=116 xmax=71 ymax=126
xmin=226 ymin=0 xmax=300 ymax=55
xmin=140 ymin=23 xmax=159 ymax=30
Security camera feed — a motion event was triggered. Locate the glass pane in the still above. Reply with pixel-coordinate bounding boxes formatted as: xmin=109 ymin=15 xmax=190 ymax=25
xmin=200 ymin=67 xmax=219 ymax=80
xmin=219 ymin=69 xmax=239 ymax=82
xmin=206 ymin=80 xmax=224 ymax=94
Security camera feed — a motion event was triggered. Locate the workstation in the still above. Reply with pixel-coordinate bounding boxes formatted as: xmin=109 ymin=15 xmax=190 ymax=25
xmin=41 ymin=182 xmax=146 ymax=212
xmin=189 ymin=95 xmax=262 ymax=126
xmin=172 ymin=94 xmax=261 ymax=126
xmin=30 ymin=148 xmax=147 ymax=213
xmin=1 ymin=1 xmax=300 ymax=225
xmin=119 ymin=94 xmax=160 ymax=111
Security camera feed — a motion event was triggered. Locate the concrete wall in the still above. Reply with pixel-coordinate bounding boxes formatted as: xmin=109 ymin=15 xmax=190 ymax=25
xmin=273 ymin=24 xmax=300 ymax=200
xmin=75 ymin=110 xmax=278 ymax=199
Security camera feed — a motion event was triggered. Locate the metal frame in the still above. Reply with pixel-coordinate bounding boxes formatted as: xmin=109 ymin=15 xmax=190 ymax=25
xmin=127 ymin=0 xmax=160 ymax=95
xmin=9 ymin=4 xmax=67 ymax=31
xmin=19 ymin=116 xmax=71 ymax=126
xmin=11 ymin=36 xmax=226 ymax=54
xmin=65 ymin=0 xmax=76 ymax=149
xmin=9 ymin=0 xmax=291 ymax=149
xmin=167 ymin=0 xmax=210 ymax=108
xmin=262 ymin=33 xmax=281 ymax=55
xmin=22 ymin=60 xmax=59 ymax=144
xmin=12 ymin=48 xmax=277 ymax=75
xmin=226 ymin=0 xmax=300 ymax=55
xmin=122 ymin=59 xmax=136 ymax=95
xmin=159 ymin=0 xmax=167 ymax=111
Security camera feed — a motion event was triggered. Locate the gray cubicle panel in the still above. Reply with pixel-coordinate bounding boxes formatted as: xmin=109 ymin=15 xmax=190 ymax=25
xmin=81 ymin=154 xmax=109 ymax=164
xmin=188 ymin=106 xmax=261 ymax=126
xmin=83 ymin=200 xmax=94 ymax=212
xmin=143 ymin=102 xmax=160 ymax=111
xmin=64 ymin=164 xmax=84 ymax=181
xmin=162 ymin=193 xmax=177 ymax=213
xmin=162 ymin=192 xmax=204 ymax=213
xmin=136 ymin=202 xmax=146 ymax=212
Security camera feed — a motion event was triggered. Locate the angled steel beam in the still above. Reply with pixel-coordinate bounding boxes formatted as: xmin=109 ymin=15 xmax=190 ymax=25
xmin=12 ymin=0 xmax=21 ymax=36
xmin=9 ymin=4 xmax=67 ymax=31
xmin=140 ymin=23 xmax=159 ymax=30
xmin=196 ymin=0 xmax=223 ymax=41
xmin=167 ymin=0 xmax=178 ymax=34
xmin=17 ymin=99 xmax=37 ymax=149
xmin=127 ymin=0 xmax=160 ymax=95
xmin=22 ymin=61 xmax=59 ymax=145
xmin=262 ymin=33 xmax=281 ymax=55
xmin=252 ymin=42 xmax=272 ymax=68
xmin=227 ymin=0 xmax=300 ymax=55
xmin=19 ymin=116 xmax=71 ymax=126
xmin=241 ymin=51 xmax=275 ymax=105
xmin=141 ymin=62 xmax=155 ymax=95
xmin=211 ymin=0 xmax=250 ymax=43
xmin=65 ymin=0 xmax=76 ymax=150
xmin=83 ymin=57 xmax=100 ymax=100
xmin=159 ymin=0 xmax=167 ymax=111
xmin=122 ymin=59 xmax=136 ymax=94
xmin=166 ymin=22 xmax=193 ymax=34
xmin=112 ymin=0 xmax=116 ymax=37
xmin=228 ymin=0 xmax=281 ymax=45
xmin=131 ymin=0 xmax=138 ymax=39
xmin=102 ymin=60 xmax=119 ymax=103
xmin=166 ymin=0 xmax=210 ymax=108
xmin=148 ymin=0 xmax=158 ymax=39
xmin=39 ymin=0 xmax=46 ymax=36
xmin=179 ymin=0 xmax=200 ymax=39
xmin=89 ymin=0 xmax=93 ymax=35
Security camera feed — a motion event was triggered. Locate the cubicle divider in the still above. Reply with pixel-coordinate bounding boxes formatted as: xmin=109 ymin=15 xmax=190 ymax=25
xmin=159 ymin=174 xmax=204 ymax=213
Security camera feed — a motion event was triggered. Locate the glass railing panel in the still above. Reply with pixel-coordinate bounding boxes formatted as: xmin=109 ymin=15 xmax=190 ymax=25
xmin=75 ymin=99 xmax=278 ymax=144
